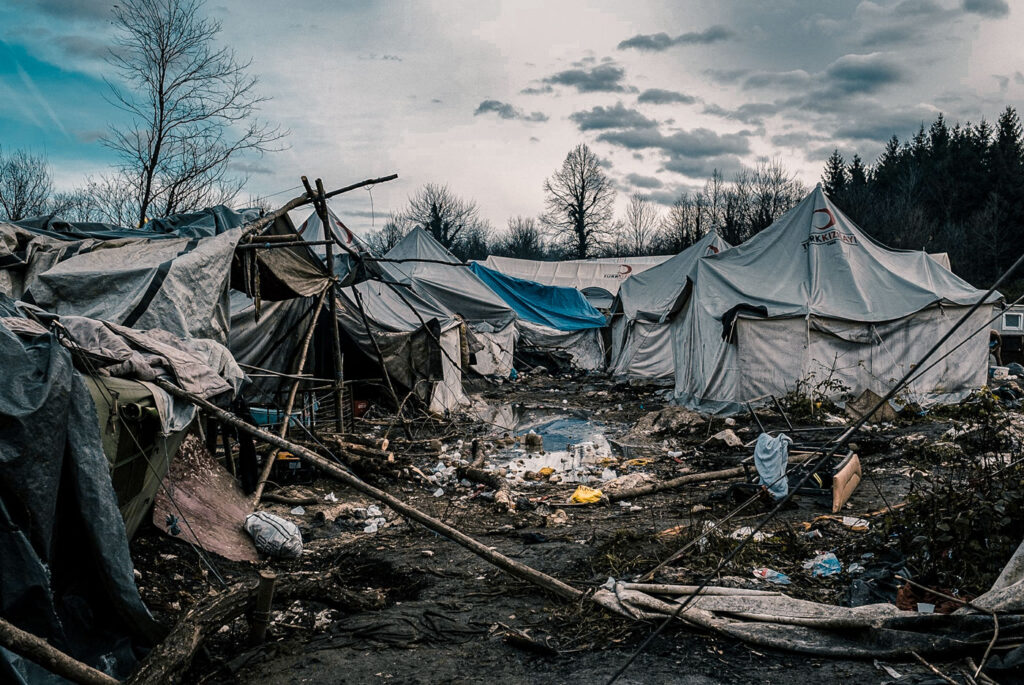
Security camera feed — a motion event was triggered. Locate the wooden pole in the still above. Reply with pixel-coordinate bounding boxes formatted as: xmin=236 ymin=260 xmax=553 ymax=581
xmin=248 ymin=570 xmax=277 ymax=645
xmin=252 ymin=285 xmax=329 ymax=506
xmin=239 ymin=174 xmax=398 ymax=240
xmin=302 ymin=177 xmax=347 ymax=433
xmin=153 ymin=379 xmax=583 ymax=603
xmin=0 ymin=616 xmax=119 ymax=685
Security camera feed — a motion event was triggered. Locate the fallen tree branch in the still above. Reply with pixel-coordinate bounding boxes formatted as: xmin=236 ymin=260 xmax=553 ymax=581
xmin=0 ymin=617 xmax=119 ymax=685
xmin=606 ymin=453 xmax=814 ymax=503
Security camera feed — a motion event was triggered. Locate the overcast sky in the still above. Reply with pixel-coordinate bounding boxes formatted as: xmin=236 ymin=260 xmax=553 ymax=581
xmin=1 ymin=0 xmax=1021 ymax=234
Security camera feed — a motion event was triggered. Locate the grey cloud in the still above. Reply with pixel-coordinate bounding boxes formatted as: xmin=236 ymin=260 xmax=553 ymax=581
xmin=361 ymin=53 xmax=402 ymax=61
xmin=834 ymin=114 xmax=927 ymax=141
xmin=520 ymin=85 xmax=554 ymax=95
xmin=1016 ymin=72 xmax=1024 ymax=84
xmin=618 ymin=25 xmax=735 ymax=51
xmin=861 ymin=26 xmax=915 ymax=47
xmin=661 ymin=154 xmax=745 ymax=178
xmin=61 ymin=35 xmax=112 ymax=60
xmin=771 ymin=131 xmax=827 ymax=148
xmin=626 ymin=173 xmax=663 ymax=189
xmin=13 ymin=0 xmax=111 ymax=21
xmin=569 ymin=102 xmax=657 ymax=131
xmin=963 ymin=0 xmax=1010 ymax=17
xmin=74 ymin=128 xmax=105 ymax=143
xmin=742 ymin=69 xmax=811 ymax=90
xmin=824 ymin=53 xmax=904 ymax=94
xmin=230 ymin=160 xmax=275 ymax=176
xmin=542 ymin=63 xmax=629 ymax=93
xmin=597 ymin=127 xmax=750 ymax=158
xmin=643 ymin=188 xmax=686 ymax=207
xmin=637 ymin=88 xmax=697 ymax=105
xmin=894 ymin=0 xmax=944 ymax=15
xmin=995 ymin=75 xmax=1010 ymax=90
xmin=704 ymin=68 xmax=749 ymax=84
xmin=474 ymin=99 xmax=548 ymax=122
xmin=702 ymin=102 xmax=779 ymax=126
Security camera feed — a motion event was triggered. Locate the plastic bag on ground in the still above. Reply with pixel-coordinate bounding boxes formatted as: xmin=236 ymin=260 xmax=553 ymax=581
xmin=803 ymin=552 xmax=841 ymax=577
xmin=570 ymin=485 xmax=603 ymax=504
xmin=244 ymin=511 xmax=303 ymax=558
xmin=754 ymin=432 xmax=793 ymax=499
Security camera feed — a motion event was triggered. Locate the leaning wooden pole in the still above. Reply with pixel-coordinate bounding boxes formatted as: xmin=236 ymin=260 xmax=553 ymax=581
xmin=0 ymin=616 xmax=119 ymax=685
xmin=153 ymin=378 xmax=583 ymax=602
xmin=251 ymin=285 xmax=329 ymax=506
xmin=239 ymin=174 xmax=398 ymax=240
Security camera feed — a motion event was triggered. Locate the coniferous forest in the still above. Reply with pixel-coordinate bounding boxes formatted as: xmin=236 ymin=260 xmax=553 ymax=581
xmin=820 ymin=106 xmax=1024 ymax=294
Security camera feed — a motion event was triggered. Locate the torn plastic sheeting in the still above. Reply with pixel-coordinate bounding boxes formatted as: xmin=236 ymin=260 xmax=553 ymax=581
xmin=593 ymin=580 xmax=1015 ymax=658
xmin=569 ymin=485 xmax=603 ymax=504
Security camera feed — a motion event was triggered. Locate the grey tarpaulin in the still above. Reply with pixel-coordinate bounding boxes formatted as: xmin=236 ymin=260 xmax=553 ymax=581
xmin=595 ymin=538 xmax=1024 ymax=660
xmin=0 ymin=295 xmax=161 ymax=684
xmin=384 ymin=229 xmax=518 ymax=377
xmin=335 ymin=277 xmax=469 ymax=414
xmin=673 ymin=186 xmax=999 ymax=414
xmin=229 ymin=290 xmax=316 ymax=399
xmin=610 ymin=230 xmax=731 ymax=380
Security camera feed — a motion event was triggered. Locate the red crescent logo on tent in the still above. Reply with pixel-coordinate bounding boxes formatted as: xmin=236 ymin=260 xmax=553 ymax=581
xmin=812 ymin=208 xmax=836 ymax=231
xmin=705 ymin=245 xmax=719 ymax=256
xmin=619 ymin=265 xmax=633 ymax=276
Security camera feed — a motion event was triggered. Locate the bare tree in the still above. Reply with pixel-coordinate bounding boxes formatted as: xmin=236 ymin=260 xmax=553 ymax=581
xmin=749 ymin=157 xmax=805 ymax=233
xmin=623 ymin=193 xmax=660 ymax=255
xmin=404 ymin=183 xmax=481 ymax=250
xmin=365 ymin=212 xmax=410 ymax=254
xmin=494 ymin=216 xmax=545 ymax=259
xmin=74 ymin=173 xmax=142 ymax=226
xmin=0 ymin=148 xmax=53 ymax=221
xmin=104 ymin=0 xmax=285 ymax=226
xmin=541 ymin=143 xmax=615 ymax=258
xmin=658 ymin=190 xmax=711 ymax=252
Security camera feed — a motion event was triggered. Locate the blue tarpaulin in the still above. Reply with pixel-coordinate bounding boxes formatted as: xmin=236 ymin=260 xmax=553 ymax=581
xmin=469 ymin=262 xmax=605 ymax=331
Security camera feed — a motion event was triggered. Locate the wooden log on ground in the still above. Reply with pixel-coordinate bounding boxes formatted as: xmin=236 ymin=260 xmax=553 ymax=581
xmin=127 ymin=580 xmax=255 ymax=685
xmin=155 ymin=379 xmax=582 ymax=603
xmin=459 ymin=465 xmax=515 ymax=512
xmin=260 ymin=492 xmax=318 ymax=506
xmin=605 ymin=453 xmax=814 ymax=502
xmin=0 ymin=616 xmax=119 ymax=685
xmin=325 ymin=433 xmax=389 ymax=451
xmin=330 ymin=438 xmax=394 ymax=462
xmin=127 ymin=570 xmax=394 ymax=685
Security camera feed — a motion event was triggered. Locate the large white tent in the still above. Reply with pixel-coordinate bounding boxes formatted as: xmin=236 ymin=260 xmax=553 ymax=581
xmin=673 ymin=186 xmax=997 ymax=414
xmin=609 ymin=230 xmax=731 ymax=380
xmin=478 ymin=254 xmax=671 ymax=309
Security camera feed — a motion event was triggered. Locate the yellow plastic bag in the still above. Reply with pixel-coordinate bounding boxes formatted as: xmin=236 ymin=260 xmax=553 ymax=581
xmin=570 ymin=485 xmax=603 ymax=504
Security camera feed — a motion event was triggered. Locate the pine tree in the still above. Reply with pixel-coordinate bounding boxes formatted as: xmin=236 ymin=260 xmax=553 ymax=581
xmin=821 ymin=149 xmax=848 ymax=197
xmin=848 ymin=155 xmax=867 ymax=189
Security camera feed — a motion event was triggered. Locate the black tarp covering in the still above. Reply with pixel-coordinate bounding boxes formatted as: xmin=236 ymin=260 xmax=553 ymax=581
xmin=0 ymin=295 xmax=160 ymax=683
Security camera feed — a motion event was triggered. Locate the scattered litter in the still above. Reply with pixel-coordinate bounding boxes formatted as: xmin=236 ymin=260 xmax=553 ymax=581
xmin=324 ymin=492 xmax=338 ymax=502
xmin=917 ymin=602 xmax=935 ymax=614
xmin=803 ymin=529 xmax=823 ymax=540
xmin=433 ymin=487 xmax=445 ymax=497
xmin=569 ymin=485 xmax=603 ymax=504
xmin=803 ymin=552 xmax=842 ymax=577
xmin=873 ymin=661 xmax=902 ymax=679
xmin=729 ymin=526 xmax=770 ymax=542
xmin=752 ymin=568 xmax=791 ymax=585
xmin=848 ymin=563 xmax=865 ymax=574
xmin=244 ymin=512 xmax=302 ymax=559
xmin=666 ymin=450 xmax=683 ymax=458
xmin=289 ymin=506 xmax=305 ymax=515
xmin=706 ymin=428 xmax=743 ymax=448
xmin=545 ymin=509 xmax=568 ymax=527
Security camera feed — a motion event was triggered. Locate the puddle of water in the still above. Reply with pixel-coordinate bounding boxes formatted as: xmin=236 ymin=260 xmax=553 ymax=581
xmin=472 ymin=399 xmax=616 ymax=483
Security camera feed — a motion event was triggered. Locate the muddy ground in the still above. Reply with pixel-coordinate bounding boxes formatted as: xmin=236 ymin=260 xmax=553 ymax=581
xmin=130 ymin=371 xmax=1024 ymax=684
